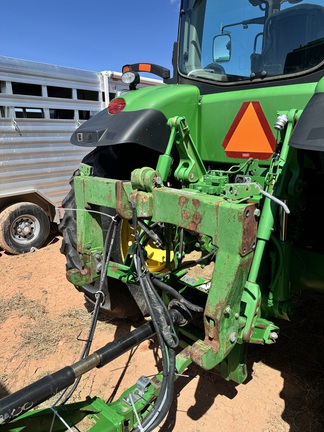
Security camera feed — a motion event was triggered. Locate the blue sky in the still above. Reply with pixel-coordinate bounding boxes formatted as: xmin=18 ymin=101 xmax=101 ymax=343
xmin=0 ymin=1 xmax=180 ymax=75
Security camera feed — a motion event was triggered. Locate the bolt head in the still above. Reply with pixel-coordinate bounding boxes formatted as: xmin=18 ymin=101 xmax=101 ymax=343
xmin=229 ymin=332 xmax=237 ymax=343
xmin=270 ymin=331 xmax=279 ymax=342
xmin=224 ymin=306 xmax=231 ymax=316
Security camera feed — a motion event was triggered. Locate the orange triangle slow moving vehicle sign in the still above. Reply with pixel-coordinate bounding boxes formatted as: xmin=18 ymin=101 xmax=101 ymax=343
xmin=222 ymin=101 xmax=276 ymax=160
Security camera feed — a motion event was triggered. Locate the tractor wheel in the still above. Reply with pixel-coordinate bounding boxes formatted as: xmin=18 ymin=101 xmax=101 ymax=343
xmin=59 ymin=145 xmax=171 ymax=319
xmin=0 ymin=202 xmax=50 ymax=255
xmin=59 ymin=172 xmax=145 ymax=319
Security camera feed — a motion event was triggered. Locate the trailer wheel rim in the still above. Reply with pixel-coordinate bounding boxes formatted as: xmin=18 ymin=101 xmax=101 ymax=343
xmin=10 ymin=214 xmax=41 ymax=244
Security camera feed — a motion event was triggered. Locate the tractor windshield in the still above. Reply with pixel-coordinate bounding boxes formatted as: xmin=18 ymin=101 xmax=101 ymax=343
xmin=178 ymin=0 xmax=324 ymax=83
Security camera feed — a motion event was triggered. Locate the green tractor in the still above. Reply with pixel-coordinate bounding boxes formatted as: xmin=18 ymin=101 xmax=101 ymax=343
xmin=2 ymin=0 xmax=324 ymax=430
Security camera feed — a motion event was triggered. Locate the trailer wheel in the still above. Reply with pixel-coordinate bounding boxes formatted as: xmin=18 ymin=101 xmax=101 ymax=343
xmin=0 ymin=202 xmax=50 ymax=255
xmin=59 ymin=173 xmax=144 ymax=319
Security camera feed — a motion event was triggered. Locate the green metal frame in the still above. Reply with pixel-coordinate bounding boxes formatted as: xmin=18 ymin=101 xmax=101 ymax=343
xmin=67 ymin=113 xmax=301 ymax=376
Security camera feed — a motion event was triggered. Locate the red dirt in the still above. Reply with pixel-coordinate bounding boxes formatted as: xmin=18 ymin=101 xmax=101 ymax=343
xmin=1 ymin=236 xmax=324 ymax=431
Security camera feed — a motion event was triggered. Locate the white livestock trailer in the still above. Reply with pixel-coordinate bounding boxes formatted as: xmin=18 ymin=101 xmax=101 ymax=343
xmin=0 ymin=55 xmax=161 ymax=254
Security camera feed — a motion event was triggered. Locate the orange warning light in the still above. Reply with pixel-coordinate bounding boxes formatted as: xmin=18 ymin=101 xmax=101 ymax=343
xmin=222 ymin=101 xmax=276 ymax=160
xmin=122 ymin=65 xmax=132 ymax=73
xmin=138 ymin=63 xmax=152 ymax=72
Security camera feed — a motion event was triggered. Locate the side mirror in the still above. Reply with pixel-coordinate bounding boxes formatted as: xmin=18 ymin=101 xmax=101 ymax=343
xmin=213 ymin=34 xmax=231 ymax=63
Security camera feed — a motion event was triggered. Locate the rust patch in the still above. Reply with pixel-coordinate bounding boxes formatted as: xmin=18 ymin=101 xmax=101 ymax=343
xmin=192 ymin=198 xmax=201 ymax=209
xmin=256 ymin=322 xmax=266 ymax=329
xmin=130 ymin=191 xmax=149 ymax=203
xmin=243 ymin=328 xmax=254 ymax=342
xmin=80 ymin=268 xmax=89 ymax=276
xmin=182 ymin=210 xmax=191 ymax=220
xmin=204 ymin=299 xmax=225 ymax=340
xmin=186 ymin=211 xmax=202 ymax=232
xmin=193 ymin=211 xmax=201 ymax=225
xmin=203 ymin=337 xmax=220 ymax=352
xmin=241 ymin=203 xmax=258 ymax=256
xmin=190 ymin=338 xmax=220 ymax=367
xmin=109 ymin=263 xmax=120 ymax=273
xmin=178 ymin=346 xmax=192 ymax=360
xmin=115 ymin=181 xmax=132 ymax=219
xmin=179 ymin=196 xmax=189 ymax=207
xmin=129 ymin=191 xmax=153 ymax=218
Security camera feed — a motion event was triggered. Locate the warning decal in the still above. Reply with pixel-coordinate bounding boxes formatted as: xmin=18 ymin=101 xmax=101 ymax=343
xmin=222 ymin=101 xmax=276 ymax=160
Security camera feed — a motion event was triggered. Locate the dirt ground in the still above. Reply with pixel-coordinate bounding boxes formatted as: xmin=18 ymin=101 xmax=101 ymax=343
xmin=1 ymin=235 xmax=324 ymax=432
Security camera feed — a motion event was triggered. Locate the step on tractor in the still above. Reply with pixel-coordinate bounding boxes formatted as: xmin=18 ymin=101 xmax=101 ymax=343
xmin=1 ymin=0 xmax=324 ymax=430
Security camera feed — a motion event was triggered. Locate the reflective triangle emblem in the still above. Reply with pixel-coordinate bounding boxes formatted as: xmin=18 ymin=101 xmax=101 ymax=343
xmin=222 ymin=101 xmax=276 ymax=160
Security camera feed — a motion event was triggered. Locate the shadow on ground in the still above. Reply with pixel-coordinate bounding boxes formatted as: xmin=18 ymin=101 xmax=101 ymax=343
xmin=159 ymin=290 xmax=324 ymax=432
xmin=251 ymin=290 xmax=324 ymax=432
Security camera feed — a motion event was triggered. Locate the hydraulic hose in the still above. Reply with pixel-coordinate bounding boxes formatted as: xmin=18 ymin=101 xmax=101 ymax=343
xmin=132 ymin=349 xmax=176 ymax=432
xmin=152 ymin=277 xmax=204 ymax=313
xmin=54 ymin=214 xmax=119 ymax=405
xmin=130 ymin=198 xmax=178 ymax=432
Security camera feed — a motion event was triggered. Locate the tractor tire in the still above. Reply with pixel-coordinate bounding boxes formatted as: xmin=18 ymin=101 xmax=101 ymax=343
xmin=59 ymin=172 xmax=144 ymax=320
xmin=59 ymin=145 xmax=164 ymax=319
xmin=0 ymin=202 xmax=50 ymax=255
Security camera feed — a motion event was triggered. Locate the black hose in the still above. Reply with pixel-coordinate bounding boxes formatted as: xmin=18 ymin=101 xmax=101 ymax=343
xmin=136 ymin=244 xmax=178 ymax=349
xmin=132 ymin=348 xmax=176 ymax=432
xmin=177 ymin=247 xmax=217 ymax=270
xmin=55 ymin=214 xmax=118 ymax=405
xmin=130 ymin=200 xmax=177 ymax=432
xmin=142 ymin=349 xmax=176 ymax=431
xmin=132 ymin=255 xmax=176 ymax=432
xmin=151 ymin=277 xmax=204 ymax=313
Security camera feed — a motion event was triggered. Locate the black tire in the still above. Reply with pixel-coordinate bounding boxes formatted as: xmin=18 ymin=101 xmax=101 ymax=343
xmin=0 ymin=202 xmax=50 ymax=255
xmin=59 ymin=145 xmax=163 ymax=319
xmin=59 ymin=172 xmax=145 ymax=320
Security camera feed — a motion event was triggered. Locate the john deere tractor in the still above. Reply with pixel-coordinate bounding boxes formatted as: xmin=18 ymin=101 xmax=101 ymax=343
xmin=1 ymin=0 xmax=324 ymax=430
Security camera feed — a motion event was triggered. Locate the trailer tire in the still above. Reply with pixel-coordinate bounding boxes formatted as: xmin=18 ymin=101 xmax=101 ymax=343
xmin=59 ymin=172 xmax=144 ymax=320
xmin=0 ymin=202 xmax=50 ymax=255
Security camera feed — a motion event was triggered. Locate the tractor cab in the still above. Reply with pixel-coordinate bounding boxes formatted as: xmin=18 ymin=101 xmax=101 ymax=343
xmin=176 ymin=0 xmax=324 ymax=84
